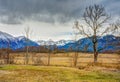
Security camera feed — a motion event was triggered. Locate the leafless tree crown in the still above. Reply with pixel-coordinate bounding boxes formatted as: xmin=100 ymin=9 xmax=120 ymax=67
xmin=74 ymin=4 xmax=110 ymax=38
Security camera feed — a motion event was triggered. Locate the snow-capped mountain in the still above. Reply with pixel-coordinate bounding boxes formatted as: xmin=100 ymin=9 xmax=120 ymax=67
xmin=15 ymin=36 xmax=39 ymax=49
xmin=0 ymin=31 xmax=38 ymax=50
xmin=56 ymin=40 xmax=74 ymax=46
xmin=59 ymin=35 xmax=120 ymax=52
xmin=37 ymin=39 xmax=55 ymax=45
xmin=37 ymin=39 xmax=74 ymax=46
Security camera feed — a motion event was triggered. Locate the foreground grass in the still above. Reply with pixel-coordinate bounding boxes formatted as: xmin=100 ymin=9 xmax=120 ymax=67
xmin=0 ymin=65 xmax=120 ymax=82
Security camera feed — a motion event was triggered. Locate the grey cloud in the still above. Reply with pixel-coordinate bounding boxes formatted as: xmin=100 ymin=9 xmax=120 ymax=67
xmin=0 ymin=0 xmax=119 ymax=24
xmin=0 ymin=18 xmax=22 ymax=25
xmin=101 ymin=0 xmax=120 ymax=16
xmin=0 ymin=14 xmax=23 ymax=24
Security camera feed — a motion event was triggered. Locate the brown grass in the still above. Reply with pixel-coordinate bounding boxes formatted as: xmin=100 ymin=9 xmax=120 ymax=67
xmin=0 ymin=52 xmax=120 ymax=69
xmin=0 ymin=65 xmax=120 ymax=82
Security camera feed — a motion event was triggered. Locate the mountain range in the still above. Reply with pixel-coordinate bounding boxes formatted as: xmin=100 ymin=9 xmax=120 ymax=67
xmin=0 ymin=31 xmax=120 ymax=52
xmin=58 ymin=35 xmax=120 ymax=52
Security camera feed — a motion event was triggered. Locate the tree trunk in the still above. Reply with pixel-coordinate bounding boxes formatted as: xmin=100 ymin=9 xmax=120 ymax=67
xmin=94 ymin=52 xmax=98 ymax=63
xmin=93 ymin=42 xmax=98 ymax=63
xmin=26 ymin=46 xmax=29 ymax=64
xmin=47 ymin=52 xmax=50 ymax=66
xmin=48 ymin=46 xmax=51 ymax=66
xmin=74 ymin=52 xmax=78 ymax=67
xmin=6 ymin=52 xmax=10 ymax=64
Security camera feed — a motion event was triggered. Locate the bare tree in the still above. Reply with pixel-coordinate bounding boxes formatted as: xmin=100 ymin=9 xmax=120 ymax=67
xmin=73 ymin=35 xmax=78 ymax=67
xmin=73 ymin=46 xmax=79 ymax=67
xmin=72 ymin=27 xmax=80 ymax=67
xmin=24 ymin=26 xmax=32 ymax=64
xmin=0 ymin=33 xmax=11 ymax=64
xmin=74 ymin=4 xmax=111 ymax=63
xmin=111 ymin=19 xmax=120 ymax=36
xmin=6 ymin=41 xmax=10 ymax=64
xmin=111 ymin=19 xmax=120 ymax=54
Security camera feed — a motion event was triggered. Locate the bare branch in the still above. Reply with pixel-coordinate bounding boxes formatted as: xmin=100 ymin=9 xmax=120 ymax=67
xmin=73 ymin=21 xmax=90 ymax=38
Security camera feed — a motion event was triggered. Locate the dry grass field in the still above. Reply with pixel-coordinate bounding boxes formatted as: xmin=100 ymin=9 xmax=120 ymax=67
xmin=1 ymin=52 xmax=119 ymax=68
xmin=0 ymin=52 xmax=120 ymax=82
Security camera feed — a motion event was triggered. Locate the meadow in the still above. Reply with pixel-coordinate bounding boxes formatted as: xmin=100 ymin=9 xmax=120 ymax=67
xmin=0 ymin=52 xmax=120 ymax=82
xmin=1 ymin=52 xmax=119 ymax=68
xmin=0 ymin=65 xmax=120 ymax=82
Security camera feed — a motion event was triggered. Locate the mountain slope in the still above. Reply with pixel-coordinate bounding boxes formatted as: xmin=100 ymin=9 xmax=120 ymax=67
xmin=59 ymin=35 xmax=120 ymax=52
xmin=0 ymin=31 xmax=38 ymax=50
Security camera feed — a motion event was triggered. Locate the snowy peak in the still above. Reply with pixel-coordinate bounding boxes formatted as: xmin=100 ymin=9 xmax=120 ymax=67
xmin=102 ymin=35 xmax=116 ymax=40
xmin=17 ymin=36 xmax=26 ymax=41
xmin=37 ymin=39 xmax=74 ymax=46
xmin=37 ymin=40 xmax=46 ymax=45
xmin=37 ymin=40 xmax=55 ymax=45
xmin=56 ymin=40 xmax=74 ymax=46
xmin=0 ymin=31 xmax=15 ymax=41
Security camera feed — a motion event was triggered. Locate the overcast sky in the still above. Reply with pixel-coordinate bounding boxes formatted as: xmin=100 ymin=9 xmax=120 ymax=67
xmin=0 ymin=0 xmax=120 ymax=41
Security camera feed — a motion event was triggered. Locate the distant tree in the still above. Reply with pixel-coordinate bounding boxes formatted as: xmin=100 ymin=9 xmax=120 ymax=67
xmin=47 ymin=45 xmax=51 ymax=66
xmin=24 ymin=26 xmax=32 ymax=64
xmin=74 ymin=4 xmax=112 ymax=63
xmin=0 ymin=34 xmax=11 ymax=64
xmin=111 ymin=19 xmax=120 ymax=36
xmin=73 ymin=46 xmax=79 ymax=67
xmin=72 ymin=27 xmax=80 ymax=67
xmin=53 ymin=44 xmax=58 ymax=54
xmin=111 ymin=19 xmax=120 ymax=54
xmin=6 ymin=40 xmax=10 ymax=64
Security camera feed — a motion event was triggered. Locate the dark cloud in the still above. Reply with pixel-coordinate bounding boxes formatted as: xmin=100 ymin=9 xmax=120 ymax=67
xmin=100 ymin=0 xmax=120 ymax=15
xmin=0 ymin=0 xmax=119 ymax=24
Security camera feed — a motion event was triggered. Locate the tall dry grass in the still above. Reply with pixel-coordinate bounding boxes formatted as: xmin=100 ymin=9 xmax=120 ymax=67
xmin=0 ymin=52 xmax=120 ymax=69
